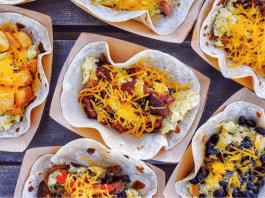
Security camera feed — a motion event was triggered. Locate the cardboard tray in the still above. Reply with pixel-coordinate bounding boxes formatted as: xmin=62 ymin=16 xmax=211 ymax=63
xmin=163 ymin=88 xmax=264 ymax=197
xmin=191 ymin=0 xmax=253 ymax=90
xmin=14 ymin=145 xmax=166 ymax=197
xmin=71 ymin=0 xmax=204 ymax=43
xmin=49 ymin=33 xmax=210 ymax=163
xmin=0 ymin=5 xmax=53 ymax=152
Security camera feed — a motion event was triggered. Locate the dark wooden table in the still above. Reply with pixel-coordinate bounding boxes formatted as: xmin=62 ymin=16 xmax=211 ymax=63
xmin=0 ymin=0 xmax=245 ymax=196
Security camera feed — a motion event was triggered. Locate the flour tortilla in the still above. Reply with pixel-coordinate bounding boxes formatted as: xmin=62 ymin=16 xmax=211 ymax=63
xmin=22 ymin=138 xmax=157 ymax=198
xmin=0 ymin=13 xmax=52 ymax=138
xmin=200 ymin=0 xmax=265 ymax=99
xmin=72 ymin=0 xmax=195 ymax=35
xmin=61 ymin=41 xmax=200 ymax=160
xmin=175 ymin=101 xmax=265 ymax=197
xmin=0 ymin=0 xmax=32 ymax=4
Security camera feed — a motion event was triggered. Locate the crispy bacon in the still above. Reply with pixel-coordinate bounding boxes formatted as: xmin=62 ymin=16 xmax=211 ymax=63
xmin=121 ymin=82 xmax=135 ymax=95
xmin=37 ymin=181 xmax=52 ymax=198
xmin=82 ymin=97 xmax=97 ymax=118
xmin=149 ymin=92 xmax=169 ymax=117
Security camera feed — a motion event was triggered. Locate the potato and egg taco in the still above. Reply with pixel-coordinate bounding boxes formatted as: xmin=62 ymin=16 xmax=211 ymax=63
xmin=71 ymin=0 xmax=195 ymax=35
xmin=200 ymin=0 xmax=265 ymax=99
xmin=0 ymin=13 xmax=52 ymax=138
xmin=61 ymin=41 xmax=200 ymax=160
xmin=22 ymin=138 xmax=157 ymax=198
xmin=176 ymin=101 xmax=265 ymax=197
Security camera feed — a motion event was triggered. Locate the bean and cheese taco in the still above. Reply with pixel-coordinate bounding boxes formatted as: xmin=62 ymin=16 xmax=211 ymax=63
xmin=0 ymin=13 xmax=52 ymax=138
xmin=176 ymin=101 xmax=265 ymax=197
xmin=200 ymin=0 xmax=265 ymax=99
xmin=22 ymin=138 xmax=157 ymax=198
xmin=61 ymin=41 xmax=200 ymax=160
xmin=72 ymin=0 xmax=195 ymax=35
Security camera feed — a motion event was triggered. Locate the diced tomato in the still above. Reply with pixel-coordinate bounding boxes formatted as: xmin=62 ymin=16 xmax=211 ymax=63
xmin=56 ymin=169 xmax=68 ymax=184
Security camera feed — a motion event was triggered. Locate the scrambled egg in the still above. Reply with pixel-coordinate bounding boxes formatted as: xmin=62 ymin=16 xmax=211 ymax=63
xmin=160 ymin=90 xmax=199 ymax=135
xmin=81 ymin=56 xmax=98 ymax=84
xmin=25 ymin=44 xmax=37 ymax=60
xmin=126 ymin=188 xmax=142 ymax=198
xmin=0 ymin=111 xmax=21 ymax=131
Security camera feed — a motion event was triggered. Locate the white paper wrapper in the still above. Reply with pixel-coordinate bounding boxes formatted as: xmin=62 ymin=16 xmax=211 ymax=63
xmin=200 ymin=0 xmax=265 ymax=99
xmin=0 ymin=13 xmax=52 ymax=138
xmin=22 ymin=138 xmax=157 ymax=198
xmin=61 ymin=41 xmax=200 ymax=160
xmin=175 ymin=101 xmax=265 ymax=197
xmin=72 ymin=0 xmax=195 ymax=35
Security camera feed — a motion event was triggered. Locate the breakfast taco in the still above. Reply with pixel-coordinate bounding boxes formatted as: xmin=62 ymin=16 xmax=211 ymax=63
xmin=0 ymin=13 xmax=52 ymax=138
xmin=200 ymin=0 xmax=265 ymax=99
xmin=71 ymin=0 xmax=195 ymax=35
xmin=61 ymin=41 xmax=200 ymax=160
xmin=176 ymin=101 xmax=265 ymax=197
xmin=22 ymin=138 xmax=157 ymax=198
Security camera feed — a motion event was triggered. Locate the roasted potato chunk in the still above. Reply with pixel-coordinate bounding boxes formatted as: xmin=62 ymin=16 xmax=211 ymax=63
xmin=14 ymin=68 xmax=33 ymax=86
xmin=13 ymin=31 xmax=32 ymax=49
xmin=0 ymin=31 xmax=9 ymax=53
xmin=0 ymin=22 xmax=18 ymax=33
xmin=6 ymin=106 xmax=23 ymax=115
xmin=5 ymin=32 xmax=21 ymax=49
xmin=15 ymin=86 xmax=33 ymax=107
xmin=0 ymin=87 xmax=14 ymax=111
xmin=27 ymin=59 xmax=38 ymax=74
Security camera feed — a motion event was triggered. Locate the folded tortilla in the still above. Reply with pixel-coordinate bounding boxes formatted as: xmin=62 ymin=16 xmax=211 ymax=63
xmin=72 ymin=0 xmax=195 ymax=35
xmin=200 ymin=0 xmax=265 ymax=99
xmin=61 ymin=41 xmax=200 ymax=160
xmin=175 ymin=101 xmax=265 ymax=197
xmin=0 ymin=13 xmax=52 ymax=138
xmin=22 ymin=138 xmax=157 ymax=198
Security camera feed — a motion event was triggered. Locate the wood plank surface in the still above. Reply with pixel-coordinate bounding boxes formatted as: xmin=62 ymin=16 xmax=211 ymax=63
xmin=0 ymin=0 xmax=248 ymax=196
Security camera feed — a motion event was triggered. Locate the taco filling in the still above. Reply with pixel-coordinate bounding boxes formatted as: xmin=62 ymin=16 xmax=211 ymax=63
xmin=210 ymin=0 xmax=265 ymax=76
xmin=187 ymin=116 xmax=265 ymax=197
xmin=37 ymin=162 xmax=142 ymax=198
xmin=91 ymin=0 xmax=175 ymax=18
xmin=0 ymin=22 xmax=39 ymax=131
xmin=78 ymin=53 xmax=199 ymax=138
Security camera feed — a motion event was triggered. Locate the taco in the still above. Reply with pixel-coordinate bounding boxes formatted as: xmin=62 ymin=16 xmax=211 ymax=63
xmin=71 ymin=0 xmax=195 ymax=35
xmin=200 ymin=0 xmax=265 ymax=99
xmin=0 ymin=13 xmax=52 ymax=138
xmin=61 ymin=41 xmax=200 ymax=160
xmin=22 ymin=138 xmax=157 ymax=198
xmin=176 ymin=101 xmax=265 ymax=197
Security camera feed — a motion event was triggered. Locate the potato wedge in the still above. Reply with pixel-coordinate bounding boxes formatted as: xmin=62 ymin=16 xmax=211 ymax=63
xmin=5 ymin=32 xmax=21 ymax=49
xmin=0 ymin=30 xmax=10 ymax=53
xmin=6 ymin=106 xmax=23 ymax=115
xmin=15 ymin=86 xmax=33 ymax=107
xmin=14 ymin=68 xmax=33 ymax=86
xmin=0 ymin=87 xmax=15 ymax=111
xmin=13 ymin=31 xmax=32 ymax=50
xmin=26 ymin=59 xmax=38 ymax=74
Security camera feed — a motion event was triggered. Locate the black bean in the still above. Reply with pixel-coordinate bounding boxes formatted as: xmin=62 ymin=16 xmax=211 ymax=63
xmin=199 ymin=167 xmax=207 ymax=175
xmin=209 ymin=134 xmax=219 ymax=144
xmin=199 ymin=194 xmax=207 ymax=198
xmin=205 ymin=148 xmax=215 ymax=157
xmin=246 ymin=119 xmax=257 ymax=127
xmin=244 ymin=136 xmax=251 ymax=142
xmin=260 ymin=154 xmax=265 ymax=162
xmin=238 ymin=145 xmax=244 ymax=150
xmin=232 ymin=189 xmax=239 ymax=197
xmin=249 ymin=174 xmax=255 ymax=181
xmin=189 ymin=177 xmax=198 ymax=184
xmin=249 ymin=192 xmax=258 ymax=198
xmin=213 ymin=189 xmax=224 ymax=197
xmin=255 ymin=127 xmax=265 ymax=135
xmin=241 ymin=190 xmax=250 ymax=197
xmin=117 ymin=191 xmax=127 ymax=198
xmin=259 ymin=179 xmax=265 ymax=187
xmin=223 ymin=153 xmax=231 ymax=157
xmin=241 ymin=156 xmax=249 ymax=162
xmin=255 ymin=167 xmax=265 ymax=173
xmin=242 ymin=141 xmax=251 ymax=149
xmin=255 ymin=150 xmax=259 ymax=156
xmin=206 ymin=142 xmax=214 ymax=149
xmin=247 ymin=180 xmax=254 ymax=189
xmin=239 ymin=116 xmax=247 ymax=125
xmin=197 ymin=173 xmax=204 ymax=183
xmin=219 ymin=180 xmax=227 ymax=187
xmin=242 ymin=178 xmax=247 ymax=184
xmin=226 ymin=171 xmax=234 ymax=177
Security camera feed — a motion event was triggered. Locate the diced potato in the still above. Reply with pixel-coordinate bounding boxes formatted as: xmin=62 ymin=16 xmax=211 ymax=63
xmin=15 ymin=86 xmax=33 ymax=107
xmin=0 ymin=22 xmax=18 ymax=33
xmin=14 ymin=68 xmax=33 ymax=86
xmin=6 ymin=106 xmax=23 ymax=115
xmin=26 ymin=59 xmax=38 ymax=74
xmin=0 ymin=87 xmax=15 ymax=111
xmin=5 ymin=32 xmax=21 ymax=49
xmin=0 ymin=30 xmax=9 ymax=53
xmin=13 ymin=31 xmax=32 ymax=50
